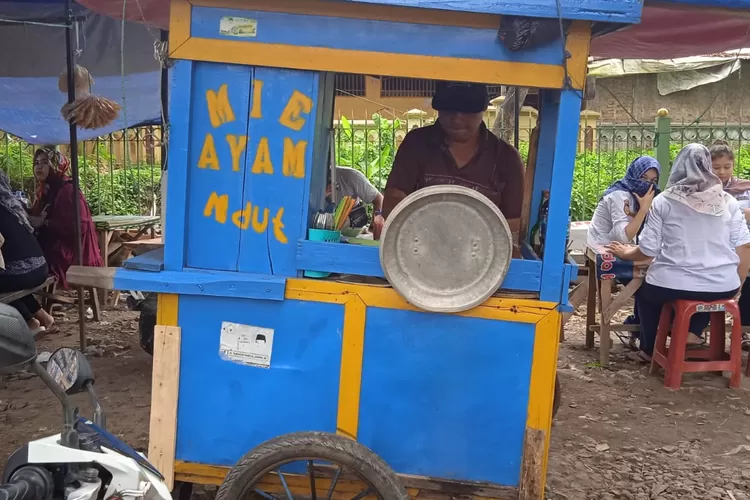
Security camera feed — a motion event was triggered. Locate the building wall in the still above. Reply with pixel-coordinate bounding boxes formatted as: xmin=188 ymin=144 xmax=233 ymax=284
xmin=334 ymin=76 xmax=433 ymax=121
xmin=588 ymin=61 xmax=750 ymax=124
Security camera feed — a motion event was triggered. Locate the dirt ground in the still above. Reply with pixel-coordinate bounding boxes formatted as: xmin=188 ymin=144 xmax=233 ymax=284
xmin=1 ymin=299 xmax=749 ymax=500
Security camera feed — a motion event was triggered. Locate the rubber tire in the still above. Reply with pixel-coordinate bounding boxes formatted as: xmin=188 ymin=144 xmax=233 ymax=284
xmin=215 ymin=432 xmax=409 ymax=500
xmin=552 ymin=377 xmax=562 ymax=419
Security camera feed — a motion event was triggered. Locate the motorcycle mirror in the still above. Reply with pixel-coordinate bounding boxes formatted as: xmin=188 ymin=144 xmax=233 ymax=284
xmin=46 ymin=347 xmax=95 ymax=395
xmin=0 ymin=303 xmax=37 ymax=374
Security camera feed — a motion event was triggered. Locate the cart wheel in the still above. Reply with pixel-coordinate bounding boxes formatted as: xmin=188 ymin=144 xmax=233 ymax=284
xmin=216 ymin=431 xmax=409 ymax=500
xmin=552 ymin=377 xmax=562 ymax=419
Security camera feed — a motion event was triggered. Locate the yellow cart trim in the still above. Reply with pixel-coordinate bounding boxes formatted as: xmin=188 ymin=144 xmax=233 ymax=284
xmin=337 ymin=297 xmax=367 ymax=439
xmin=525 ymin=310 xmax=561 ymax=487
xmin=156 ymin=293 xmax=179 ymax=326
xmin=286 ymin=278 xmax=557 ymax=323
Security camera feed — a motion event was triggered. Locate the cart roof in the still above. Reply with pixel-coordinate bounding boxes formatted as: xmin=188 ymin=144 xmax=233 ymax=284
xmin=38 ymin=0 xmax=750 ymax=59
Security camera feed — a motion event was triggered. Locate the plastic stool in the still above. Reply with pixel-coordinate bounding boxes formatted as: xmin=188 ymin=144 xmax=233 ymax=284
xmin=650 ymin=299 xmax=743 ymax=390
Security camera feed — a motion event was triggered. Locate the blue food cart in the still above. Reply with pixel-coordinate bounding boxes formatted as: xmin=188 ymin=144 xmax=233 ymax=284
xmin=66 ymin=0 xmax=670 ymax=497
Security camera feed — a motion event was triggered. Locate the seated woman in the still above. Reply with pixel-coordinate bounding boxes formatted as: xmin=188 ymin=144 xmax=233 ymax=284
xmin=586 ymin=156 xmax=659 ymax=338
xmin=0 ymin=170 xmax=56 ymax=334
xmin=609 ymin=144 xmax=750 ymax=363
xmin=586 ymin=156 xmax=660 ymax=249
xmin=710 ymin=140 xmax=750 ymax=348
xmin=28 ymin=148 xmax=102 ymax=288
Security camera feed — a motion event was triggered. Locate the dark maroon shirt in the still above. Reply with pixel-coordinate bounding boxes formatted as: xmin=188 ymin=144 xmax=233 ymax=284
xmin=385 ymin=122 xmax=525 ymax=219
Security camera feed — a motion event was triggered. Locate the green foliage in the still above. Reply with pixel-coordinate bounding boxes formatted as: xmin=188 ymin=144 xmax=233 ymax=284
xmin=0 ymin=135 xmax=160 ymax=216
xmin=334 ymin=114 xmax=399 ymax=191
xmin=335 ymin=118 xmax=750 ymax=222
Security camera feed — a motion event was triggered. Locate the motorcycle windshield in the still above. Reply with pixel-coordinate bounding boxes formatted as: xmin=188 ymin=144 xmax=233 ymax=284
xmin=75 ymin=418 xmax=164 ymax=480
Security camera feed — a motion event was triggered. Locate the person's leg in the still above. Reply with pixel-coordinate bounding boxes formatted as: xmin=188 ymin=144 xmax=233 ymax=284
xmin=738 ymin=280 xmax=750 ymax=326
xmin=674 ymin=288 xmax=739 ymax=341
xmin=636 ymin=283 xmax=672 ymax=357
xmin=8 ymin=298 xmax=36 ymax=327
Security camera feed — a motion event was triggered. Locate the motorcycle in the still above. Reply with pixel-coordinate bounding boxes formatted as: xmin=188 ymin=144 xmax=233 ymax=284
xmin=0 ymin=303 xmax=171 ymax=500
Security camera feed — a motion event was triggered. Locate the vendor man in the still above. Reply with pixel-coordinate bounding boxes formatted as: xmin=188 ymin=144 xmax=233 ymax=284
xmin=381 ymin=81 xmax=524 ymax=240
xmin=327 ymin=165 xmax=385 ymax=235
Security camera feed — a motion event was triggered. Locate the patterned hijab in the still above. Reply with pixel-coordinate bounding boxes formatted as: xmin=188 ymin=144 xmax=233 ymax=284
xmin=0 ymin=170 xmax=33 ymax=233
xmin=602 ymin=156 xmax=660 ymax=212
xmin=32 ymin=147 xmax=70 ymax=214
xmin=662 ymin=143 xmax=729 ymax=216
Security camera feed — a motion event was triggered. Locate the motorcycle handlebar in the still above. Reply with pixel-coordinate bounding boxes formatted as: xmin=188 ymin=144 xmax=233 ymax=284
xmin=0 ymin=479 xmax=36 ymax=500
xmin=0 ymin=467 xmax=53 ymax=500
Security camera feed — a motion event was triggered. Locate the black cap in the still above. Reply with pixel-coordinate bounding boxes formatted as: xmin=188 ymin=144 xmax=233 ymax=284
xmin=432 ymin=81 xmax=489 ymax=114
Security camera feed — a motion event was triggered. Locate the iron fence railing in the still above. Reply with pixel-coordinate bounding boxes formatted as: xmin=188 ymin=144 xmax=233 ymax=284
xmin=0 ymin=126 xmax=163 ymax=217
xmin=3 ymin=117 xmax=747 ymax=222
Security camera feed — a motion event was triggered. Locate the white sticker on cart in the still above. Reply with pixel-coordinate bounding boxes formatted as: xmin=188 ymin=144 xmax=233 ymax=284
xmin=219 ymin=322 xmax=274 ymax=368
xmin=219 ymin=16 xmax=257 ymax=38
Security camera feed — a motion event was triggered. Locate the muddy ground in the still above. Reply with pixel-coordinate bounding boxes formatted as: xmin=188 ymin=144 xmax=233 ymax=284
xmin=0 ymin=299 xmax=749 ymax=500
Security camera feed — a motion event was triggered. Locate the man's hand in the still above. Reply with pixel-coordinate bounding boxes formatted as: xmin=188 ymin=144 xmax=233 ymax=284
xmin=372 ymin=214 xmax=385 ymax=240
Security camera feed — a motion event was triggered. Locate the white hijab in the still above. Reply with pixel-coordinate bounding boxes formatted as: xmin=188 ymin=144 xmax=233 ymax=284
xmin=661 ymin=143 xmax=729 ymax=216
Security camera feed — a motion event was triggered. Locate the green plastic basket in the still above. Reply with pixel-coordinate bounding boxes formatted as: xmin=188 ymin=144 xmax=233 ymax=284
xmin=304 ymin=229 xmax=341 ymax=278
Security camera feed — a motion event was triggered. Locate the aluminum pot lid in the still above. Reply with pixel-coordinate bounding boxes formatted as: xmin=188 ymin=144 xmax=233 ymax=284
xmin=379 ymin=185 xmax=513 ymax=313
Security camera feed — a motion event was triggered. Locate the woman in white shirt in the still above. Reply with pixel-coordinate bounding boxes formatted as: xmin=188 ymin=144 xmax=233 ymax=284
xmin=586 ymin=156 xmax=660 ymax=249
xmin=586 ymin=156 xmax=659 ymax=339
xmin=711 ymin=140 xmax=750 ymax=346
xmin=609 ymin=144 xmax=750 ymax=362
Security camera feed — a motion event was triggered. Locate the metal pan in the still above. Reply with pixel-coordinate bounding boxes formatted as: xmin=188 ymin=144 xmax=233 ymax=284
xmin=379 ymin=185 xmax=513 ymax=313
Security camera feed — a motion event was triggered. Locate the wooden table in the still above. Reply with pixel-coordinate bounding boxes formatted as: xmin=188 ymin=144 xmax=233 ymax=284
xmin=584 ymin=247 xmax=649 ymax=366
xmin=93 ymin=215 xmax=160 ymax=303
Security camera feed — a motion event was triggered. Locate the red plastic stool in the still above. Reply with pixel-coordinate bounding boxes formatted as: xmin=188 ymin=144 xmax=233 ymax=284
xmin=650 ymin=299 xmax=743 ymax=390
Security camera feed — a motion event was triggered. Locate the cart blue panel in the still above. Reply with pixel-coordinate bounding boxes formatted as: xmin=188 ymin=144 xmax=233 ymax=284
xmin=334 ymin=0 xmax=642 ymax=22
xmin=185 ymin=61 xmax=252 ymax=272
xmin=357 ymin=308 xmax=535 ymax=486
xmin=175 ymin=295 xmax=344 ymax=465
xmin=237 ymin=67 xmax=318 ymax=277
xmin=191 ymin=7 xmax=565 ymax=65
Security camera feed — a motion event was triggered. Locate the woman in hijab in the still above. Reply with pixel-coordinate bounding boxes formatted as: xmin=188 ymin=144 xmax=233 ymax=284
xmin=586 ymin=156 xmax=660 ymax=249
xmin=29 ymin=148 xmax=102 ymax=288
xmin=0 ymin=170 xmax=56 ymax=334
xmin=608 ymin=144 xmax=750 ymax=362
xmin=710 ymin=140 xmax=750 ymax=348
xmin=586 ymin=156 xmax=660 ymax=340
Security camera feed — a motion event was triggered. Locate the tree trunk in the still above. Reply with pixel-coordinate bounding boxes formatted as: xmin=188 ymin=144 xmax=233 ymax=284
xmin=491 ymin=87 xmax=530 ymax=145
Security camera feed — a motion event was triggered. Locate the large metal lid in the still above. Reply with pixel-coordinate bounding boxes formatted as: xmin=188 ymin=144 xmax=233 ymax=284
xmin=379 ymin=185 xmax=513 ymax=313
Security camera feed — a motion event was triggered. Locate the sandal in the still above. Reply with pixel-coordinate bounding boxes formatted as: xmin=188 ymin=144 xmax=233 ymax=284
xmin=684 ymin=332 xmax=706 ymax=349
xmin=627 ymin=351 xmax=652 ymax=364
xmin=29 ymin=326 xmax=46 ymax=338
xmin=42 ymin=322 xmax=59 ymax=335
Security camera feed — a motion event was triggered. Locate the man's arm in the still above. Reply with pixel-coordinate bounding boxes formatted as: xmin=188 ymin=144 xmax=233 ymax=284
xmin=383 ymin=132 xmax=421 ymax=219
xmin=383 ymin=188 xmax=407 ymax=219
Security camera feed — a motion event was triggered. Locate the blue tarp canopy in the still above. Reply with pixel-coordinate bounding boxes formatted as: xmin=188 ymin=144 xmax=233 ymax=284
xmin=0 ymin=0 xmax=162 ymax=144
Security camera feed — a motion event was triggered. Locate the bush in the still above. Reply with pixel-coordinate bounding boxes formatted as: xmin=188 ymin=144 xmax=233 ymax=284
xmin=0 ymin=136 xmax=160 ymax=216
xmin=334 ymin=116 xmax=750 ymax=222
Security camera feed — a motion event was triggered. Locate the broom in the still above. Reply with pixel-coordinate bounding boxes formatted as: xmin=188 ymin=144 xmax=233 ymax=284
xmin=59 ymin=65 xmax=121 ymax=130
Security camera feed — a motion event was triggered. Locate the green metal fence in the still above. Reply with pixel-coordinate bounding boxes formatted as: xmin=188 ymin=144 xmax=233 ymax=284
xmin=333 ymin=113 xmax=750 ymax=222
xmin=0 ymin=127 xmax=163 ymax=216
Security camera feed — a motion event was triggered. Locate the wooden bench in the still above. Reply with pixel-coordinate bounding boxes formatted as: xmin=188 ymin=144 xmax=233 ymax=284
xmin=0 ymin=276 xmax=56 ymax=305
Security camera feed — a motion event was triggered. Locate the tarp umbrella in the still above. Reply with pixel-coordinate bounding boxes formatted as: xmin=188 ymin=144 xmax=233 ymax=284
xmin=0 ymin=0 xmax=163 ymax=348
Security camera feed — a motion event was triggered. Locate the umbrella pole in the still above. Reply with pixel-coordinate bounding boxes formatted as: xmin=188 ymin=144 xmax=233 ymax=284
xmin=65 ymin=0 xmax=86 ymax=350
